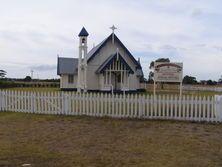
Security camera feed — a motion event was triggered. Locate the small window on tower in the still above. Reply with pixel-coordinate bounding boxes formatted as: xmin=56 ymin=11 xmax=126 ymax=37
xmin=68 ymin=75 xmax=74 ymax=84
xmin=82 ymin=38 xmax=85 ymax=44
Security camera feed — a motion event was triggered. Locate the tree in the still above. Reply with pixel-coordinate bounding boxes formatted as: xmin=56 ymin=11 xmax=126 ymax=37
xmin=149 ymin=58 xmax=170 ymax=69
xmin=24 ymin=76 xmax=32 ymax=82
xmin=148 ymin=58 xmax=170 ymax=82
xmin=182 ymin=75 xmax=197 ymax=84
xmin=0 ymin=70 xmax=6 ymax=78
xmin=148 ymin=58 xmax=170 ymax=88
xmin=206 ymin=80 xmax=217 ymax=85
xmin=218 ymin=76 xmax=222 ymax=84
xmin=147 ymin=71 xmax=154 ymax=83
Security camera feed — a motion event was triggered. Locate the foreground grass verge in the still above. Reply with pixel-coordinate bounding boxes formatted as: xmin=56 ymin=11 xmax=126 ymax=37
xmin=0 ymin=112 xmax=222 ymax=167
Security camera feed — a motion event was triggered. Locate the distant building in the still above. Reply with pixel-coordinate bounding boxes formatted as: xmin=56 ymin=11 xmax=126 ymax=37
xmin=57 ymin=26 xmax=143 ymax=92
xmin=200 ymin=80 xmax=208 ymax=85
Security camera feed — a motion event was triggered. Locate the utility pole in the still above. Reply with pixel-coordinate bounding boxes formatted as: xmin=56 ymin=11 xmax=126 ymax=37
xmin=31 ymin=70 xmax=34 ymax=79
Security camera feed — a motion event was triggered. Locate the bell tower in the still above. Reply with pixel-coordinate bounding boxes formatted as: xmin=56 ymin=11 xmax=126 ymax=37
xmin=77 ymin=27 xmax=88 ymax=92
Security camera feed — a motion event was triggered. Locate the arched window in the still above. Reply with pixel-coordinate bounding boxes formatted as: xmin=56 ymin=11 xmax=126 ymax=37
xmin=82 ymin=38 xmax=85 ymax=45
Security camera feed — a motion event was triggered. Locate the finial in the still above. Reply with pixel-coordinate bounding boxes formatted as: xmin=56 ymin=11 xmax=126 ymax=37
xmin=110 ymin=25 xmax=117 ymax=34
xmin=110 ymin=25 xmax=117 ymax=44
xmin=117 ymin=48 xmax=119 ymax=61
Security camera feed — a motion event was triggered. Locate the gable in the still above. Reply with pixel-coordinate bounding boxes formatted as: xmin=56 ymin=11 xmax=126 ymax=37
xmin=96 ymin=52 xmax=134 ymax=74
xmin=87 ymin=33 xmax=141 ymax=69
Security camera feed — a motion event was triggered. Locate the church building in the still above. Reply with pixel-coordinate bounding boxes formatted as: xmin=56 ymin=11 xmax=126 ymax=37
xmin=57 ymin=26 xmax=143 ymax=92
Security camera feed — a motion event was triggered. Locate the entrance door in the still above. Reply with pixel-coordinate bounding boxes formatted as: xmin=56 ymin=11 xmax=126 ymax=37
xmin=114 ymin=72 xmax=121 ymax=90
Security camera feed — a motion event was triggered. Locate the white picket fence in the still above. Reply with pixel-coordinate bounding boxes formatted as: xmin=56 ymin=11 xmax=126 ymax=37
xmin=0 ymin=90 xmax=222 ymax=123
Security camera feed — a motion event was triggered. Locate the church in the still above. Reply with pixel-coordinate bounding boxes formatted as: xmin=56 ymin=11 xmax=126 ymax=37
xmin=57 ymin=26 xmax=144 ymax=92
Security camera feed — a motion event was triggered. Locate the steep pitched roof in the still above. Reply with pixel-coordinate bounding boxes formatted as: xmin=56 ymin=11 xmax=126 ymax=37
xmin=136 ymin=69 xmax=143 ymax=77
xmin=86 ymin=37 xmax=108 ymax=61
xmin=87 ymin=33 xmax=141 ymax=68
xmin=57 ymin=57 xmax=78 ymax=75
xmin=96 ymin=52 xmax=134 ymax=74
xmin=78 ymin=27 xmax=89 ymax=37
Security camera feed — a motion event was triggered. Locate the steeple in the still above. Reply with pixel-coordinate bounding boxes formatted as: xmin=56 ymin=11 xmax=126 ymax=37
xmin=78 ymin=27 xmax=89 ymax=37
xmin=77 ymin=27 xmax=88 ymax=92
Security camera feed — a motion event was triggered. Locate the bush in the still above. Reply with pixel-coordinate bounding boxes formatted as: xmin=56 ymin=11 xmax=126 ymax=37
xmin=0 ymin=81 xmax=17 ymax=88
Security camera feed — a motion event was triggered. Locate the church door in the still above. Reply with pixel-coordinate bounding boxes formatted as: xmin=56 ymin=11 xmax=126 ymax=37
xmin=114 ymin=72 xmax=121 ymax=90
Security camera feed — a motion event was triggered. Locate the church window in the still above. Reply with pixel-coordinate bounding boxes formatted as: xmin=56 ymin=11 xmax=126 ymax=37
xmin=82 ymin=38 xmax=85 ymax=46
xmin=68 ymin=75 xmax=74 ymax=83
xmin=117 ymin=74 xmax=121 ymax=83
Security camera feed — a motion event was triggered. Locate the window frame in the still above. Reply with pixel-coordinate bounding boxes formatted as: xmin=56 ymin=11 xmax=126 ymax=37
xmin=68 ymin=75 xmax=74 ymax=84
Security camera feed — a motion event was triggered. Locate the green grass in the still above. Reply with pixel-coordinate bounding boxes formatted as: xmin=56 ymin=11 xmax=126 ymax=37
xmin=0 ymin=112 xmax=222 ymax=167
xmin=145 ymin=89 xmax=222 ymax=96
xmin=3 ymin=87 xmax=222 ymax=97
xmin=4 ymin=87 xmax=60 ymax=92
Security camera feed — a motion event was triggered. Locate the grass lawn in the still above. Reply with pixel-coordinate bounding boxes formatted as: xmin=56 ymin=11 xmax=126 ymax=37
xmin=4 ymin=87 xmax=60 ymax=92
xmin=3 ymin=87 xmax=222 ymax=97
xmin=0 ymin=112 xmax=222 ymax=167
xmin=145 ymin=89 xmax=222 ymax=96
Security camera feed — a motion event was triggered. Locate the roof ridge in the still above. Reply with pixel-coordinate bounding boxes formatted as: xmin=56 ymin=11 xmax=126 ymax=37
xmin=87 ymin=33 xmax=113 ymax=62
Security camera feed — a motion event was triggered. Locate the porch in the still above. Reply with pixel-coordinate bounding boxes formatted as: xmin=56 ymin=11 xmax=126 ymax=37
xmin=97 ymin=52 xmax=134 ymax=91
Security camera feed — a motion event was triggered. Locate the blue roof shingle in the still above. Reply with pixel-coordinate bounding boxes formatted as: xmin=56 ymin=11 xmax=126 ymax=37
xmin=57 ymin=57 xmax=78 ymax=75
xmin=78 ymin=27 xmax=89 ymax=37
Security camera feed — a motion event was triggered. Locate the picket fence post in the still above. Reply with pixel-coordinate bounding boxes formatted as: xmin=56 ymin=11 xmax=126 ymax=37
xmin=214 ymin=95 xmax=222 ymax=122
xmin=32 ymin=92 xmax=36 ymax=113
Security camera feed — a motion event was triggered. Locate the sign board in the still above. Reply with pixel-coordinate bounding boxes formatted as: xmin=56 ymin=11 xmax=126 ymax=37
xmin=154 ymin=62 xmax=183 ymax=83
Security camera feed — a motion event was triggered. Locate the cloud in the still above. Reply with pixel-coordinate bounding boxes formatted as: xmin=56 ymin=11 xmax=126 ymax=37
xmin=30 ymin=65 xmax=57 ymax=71
xmin=196 ymin=44 xmax=206 ymax=47
xmin=1 ymin=0 xmax=222 ymax=80
xmin=213 ymin=46 xmax=222 ymax=52
xmin=156 ymin=44 xmax=180 ymax=57
xmin=145 ymin=44 xmax=153 ymax=51
xmin=191 ymin=8 xmax=204 ymax=17
xmin=158 ymin=45 xmax=177 ymax=51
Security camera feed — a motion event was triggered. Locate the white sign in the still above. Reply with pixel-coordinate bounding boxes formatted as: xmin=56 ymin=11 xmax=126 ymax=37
xmin=154 ymin=62 xmax=183 ymax=83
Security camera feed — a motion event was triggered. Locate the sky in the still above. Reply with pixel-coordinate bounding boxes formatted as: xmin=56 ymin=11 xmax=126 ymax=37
xmin=1 ymin=0 xmax=222 ymax=81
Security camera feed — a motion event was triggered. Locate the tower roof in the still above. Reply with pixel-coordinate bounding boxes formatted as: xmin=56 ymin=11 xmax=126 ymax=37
xmin=78 ymin=27 xmax=89 ymax=37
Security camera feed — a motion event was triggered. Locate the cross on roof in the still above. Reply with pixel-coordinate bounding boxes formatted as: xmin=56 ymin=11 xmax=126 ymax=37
xmin=110 ymin=25 xmax=117 ymax=33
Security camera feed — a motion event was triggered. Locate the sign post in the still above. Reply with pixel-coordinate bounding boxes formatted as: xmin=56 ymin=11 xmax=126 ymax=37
xmin=154 ymin=80 xmax=156 ymax=97
xmin=153 ymin=62 xmax=183 ymax=97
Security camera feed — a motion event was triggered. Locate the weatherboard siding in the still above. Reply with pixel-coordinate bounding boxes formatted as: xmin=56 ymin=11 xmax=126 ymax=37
xmin=60 ymin=74 xmax=77 ymax=89
xmin=129 ymin=74 xmax=140 ymax=90
xmin=86 ymin=65 xmax=100 ymax=90
xmin=89 ymin=39 xmax=136 ymax=70
xmin=86 ymin=38 xmax=140 ymax=91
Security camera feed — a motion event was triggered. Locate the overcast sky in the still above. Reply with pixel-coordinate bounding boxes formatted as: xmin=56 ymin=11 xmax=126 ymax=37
xmin=1 ymin=0 xmax=222 ymax=80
